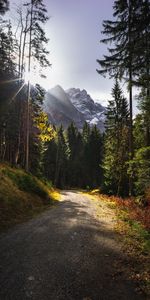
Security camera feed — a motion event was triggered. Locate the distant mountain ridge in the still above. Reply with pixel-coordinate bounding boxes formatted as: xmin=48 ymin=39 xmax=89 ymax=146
xmin=66 ymin=88 xmax=106 ymax=131
xmin=44 ymin=85 xmax=106 ymax=131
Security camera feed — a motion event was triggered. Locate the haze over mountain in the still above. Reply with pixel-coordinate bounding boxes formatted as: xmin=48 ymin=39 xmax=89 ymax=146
xmin=44 ymin=85 xmax=106 ymax=131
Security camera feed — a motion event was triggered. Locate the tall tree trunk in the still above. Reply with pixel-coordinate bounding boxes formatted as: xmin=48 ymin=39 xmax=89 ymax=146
xmin=21 ymin=11 xmax=29 ymax=77
xmin=128 ymin=0 xmax=133 ymax=196
xmin=18 ymin=28 xmax=23 ymax=77
xmin=25 ymin=0 xmax=33 ymax=172
xmin=129 ymin=71 xmax=133 ymax=195
xmin=146 ymin=85 xmax=150 ymax=146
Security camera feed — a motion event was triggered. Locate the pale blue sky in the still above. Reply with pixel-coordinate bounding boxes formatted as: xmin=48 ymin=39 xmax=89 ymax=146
xmin=41 ymin=0 xmax=115 ymax=104
xmin=10 ymin=0 xmax=138 ymax=112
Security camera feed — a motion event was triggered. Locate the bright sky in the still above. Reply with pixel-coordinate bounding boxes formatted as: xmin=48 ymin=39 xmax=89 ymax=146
xmin=10 ymin=0 xmax=138 ymax=111
xmin=42 ymin=0 xmax=114 ymax=105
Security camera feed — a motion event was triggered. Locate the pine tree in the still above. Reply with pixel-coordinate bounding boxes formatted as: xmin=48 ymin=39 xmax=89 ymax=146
xmin=24 ymin=0 xmax=51 ymax=75
xmin=0 ymin=20 xmax=16 ymax=79
xmin=97 ymin=0 xmax=143 ymax=194
xmin=82 ymin=122 xmax=91 ymax=187
xmin=88 ymin=125 xmax=103 ymax=188
xmin=133 ymin=114 xmax=145 ymax=150
xmin=134 ymin=0 xmax=150 ymax=89
xmin=103 ymin=80 xmax=129 ymax=196
xmin=29 ymin=84 xmax=54 ymax=175
xmin=67 ymin=122 xmax=79 ymax=186
xmin=67 ymin=122 xmax=84 ymax=187
xmin=54 ymin=125 xmax=69 ymax=188
xmin=82 ymin=122 xmax=90 ymax=143
xmin=0 ymin=19 xmax=20 ymax=164
xmin=0 ymin=0 xmax=52 ymax=177
xmin=74 ymin=131 xmax=84 ymax=187
xmin=137 ymin=88 xmax=150 ymax=146
xmin=0 ymin=0 xmax=9 ymax=15
xmin=18 ymin=0 xmax=51 ymax=171
xmin=43 ymin=137 xmax=57 ymax=182
xmin=134 ymin=1 xmax=150 ymax=149
xmin=130 ymin=147 xmax=150 ymax=197
xmin=82 ymin=122 xmax=103 ymax=188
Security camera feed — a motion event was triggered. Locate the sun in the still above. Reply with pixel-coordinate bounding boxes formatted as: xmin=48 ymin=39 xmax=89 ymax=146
xmin=24 ymin=70 xmax=36 ymax=85
xmin=24 ymin=70 xmax=40 ymax=85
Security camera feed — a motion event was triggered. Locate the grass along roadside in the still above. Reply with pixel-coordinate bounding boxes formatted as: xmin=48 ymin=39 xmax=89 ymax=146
xmin=83 ymin=189 xmax=150 ymax=297
xmin=0 ymin=164 xmax=61 ymax=231
xmin=115 ymin=203 xmax=150 ymax=296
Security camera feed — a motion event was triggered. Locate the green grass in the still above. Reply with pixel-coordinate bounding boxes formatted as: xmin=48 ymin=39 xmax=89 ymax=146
xmin=2 ymin=168 xmax=48 ymax=198
xmin=0 ymin=164 xmax=60 ymax=231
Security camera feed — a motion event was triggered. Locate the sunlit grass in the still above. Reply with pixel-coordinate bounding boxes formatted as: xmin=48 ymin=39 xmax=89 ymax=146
xmin=81 ymin=188 xmax=150 ymax=295
xmin=0 ymin=164 xmax=60 ymax=231
xmin=48 ymin=189 xmax=61 ymax=202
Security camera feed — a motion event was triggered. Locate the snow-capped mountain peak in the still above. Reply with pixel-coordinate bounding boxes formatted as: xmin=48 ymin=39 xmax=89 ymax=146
xmin=44 ymin=86 xmax=106 ymax=132
xmin=66 ymin=88 xmax=106 ymax=131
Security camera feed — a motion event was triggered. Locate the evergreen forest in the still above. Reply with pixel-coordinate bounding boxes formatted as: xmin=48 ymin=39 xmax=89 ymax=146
xmin=0 ymin=0 xmax=150 ymax=201
xmin=0 ymin=1 xmax=150 ymax=298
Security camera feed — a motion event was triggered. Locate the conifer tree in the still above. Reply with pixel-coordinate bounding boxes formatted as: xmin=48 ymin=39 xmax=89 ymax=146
xmin=82 ymin=122 xmax=90 ymax=143
xmin=97 ymin=0 xmax=143 ymax=194
xmin=19 ymin=0 xmax=51 ymax=171
xmin=82 ymin=122 xmax=103 ymax=188
xmin=0 ymin=0 xmax=9 ymax=15
xmin=138 ymin=88 xmax=150 ymax=147
xmin=43 ymin=137 xmax=57 ymax=182
xmin=82 ymin=122 xmax=91 ymax=187
xmin=67 ymin=122 xmax=84 ymax=187
xmin=88 ymin=125 xmax=103 ymax=188
xmin=0 ymin=19 xmax=20 ymax=164
xmin=29 ymin=84 xmax=54 ymax=175
xmin=103 ymin=80 xmax=129 ymax=196
xmin=135 ymin=1 xmax=150 ymax=150
xmin=133 ymin=114 xmax=145 ymax=150
xmin=67 ymin=122 xmax=79 ymax=186
xmin=54 ymin=125 xmax=69 ymax=188
xmin=24 ymin=0 xmax=50 ymax=75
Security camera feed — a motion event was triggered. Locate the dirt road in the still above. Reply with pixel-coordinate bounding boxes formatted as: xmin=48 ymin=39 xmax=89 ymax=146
xmin=0 ymin=191 xmax=146 ymax=299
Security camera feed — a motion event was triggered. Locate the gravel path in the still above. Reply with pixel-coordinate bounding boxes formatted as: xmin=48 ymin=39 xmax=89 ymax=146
xmin=0 ymin=191 xmax=146 ymax=300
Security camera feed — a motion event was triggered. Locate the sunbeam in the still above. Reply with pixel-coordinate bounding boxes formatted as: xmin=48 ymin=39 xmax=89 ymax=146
xmin=0 ymin=77 xmax=23 ymax=85
xmin=11 ymin=82 xmax=26 ymax=101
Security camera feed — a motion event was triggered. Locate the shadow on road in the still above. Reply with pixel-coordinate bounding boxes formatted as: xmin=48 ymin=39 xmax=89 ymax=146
xmin=0 ymin=193 xmax=145 ymax=300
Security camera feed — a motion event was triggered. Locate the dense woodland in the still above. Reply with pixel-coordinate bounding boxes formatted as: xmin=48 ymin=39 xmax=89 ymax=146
xmin=0 ymin=0 xmax=150 ymax=200
xmin=97 ymin=0 xmax=150 ymax=199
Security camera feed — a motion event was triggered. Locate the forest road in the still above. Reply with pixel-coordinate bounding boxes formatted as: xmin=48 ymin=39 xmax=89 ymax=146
xmin=0 ymin=191 xmax=147 ymax=300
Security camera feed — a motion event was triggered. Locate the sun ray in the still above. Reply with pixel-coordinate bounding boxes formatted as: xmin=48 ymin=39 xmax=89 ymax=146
xmin=11 ymin=82 xmax=26 ymax=102
xmin=0 ymin=77 xmax=23 ymax=85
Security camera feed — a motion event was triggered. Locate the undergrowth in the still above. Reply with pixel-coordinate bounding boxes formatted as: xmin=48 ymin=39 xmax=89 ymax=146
xmin=85 ymin=189 xmax=150 ymax=296
xmin=0 ymin=164 xmax=60 ymax=231
xmin=116 ymin=206 xmax=150 ymax=296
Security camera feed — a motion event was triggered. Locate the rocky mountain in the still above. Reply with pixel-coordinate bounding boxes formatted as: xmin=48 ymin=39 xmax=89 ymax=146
xmin=44 ymin=85 xmax=106 ymax=131
xmin=66 ymin=88 xmax=106 ymax=132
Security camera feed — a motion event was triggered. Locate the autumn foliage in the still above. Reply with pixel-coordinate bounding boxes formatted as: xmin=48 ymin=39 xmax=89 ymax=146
xmin=109 ymin=195 xmax=150 ymax=231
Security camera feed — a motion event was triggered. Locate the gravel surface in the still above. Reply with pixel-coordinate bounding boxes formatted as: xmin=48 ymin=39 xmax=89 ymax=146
xmin=0 ymin=191 xmax=147 ymax=300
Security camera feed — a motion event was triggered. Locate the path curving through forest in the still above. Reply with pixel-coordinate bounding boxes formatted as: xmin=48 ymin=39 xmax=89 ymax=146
xmin=0 ymin=191 xmax=147 ymax=299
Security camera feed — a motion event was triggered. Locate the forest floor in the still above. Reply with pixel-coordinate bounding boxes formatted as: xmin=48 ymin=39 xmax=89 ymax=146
xmin=0 ymin=190 xmax=149 ymax=299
